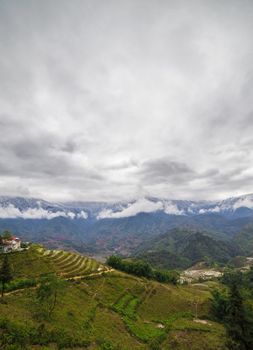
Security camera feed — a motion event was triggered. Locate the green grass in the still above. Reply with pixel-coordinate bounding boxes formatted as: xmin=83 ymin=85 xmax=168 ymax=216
xmin=0 ymin=247 xmax=228 ymax=349
xmin=41 ymin=247 xmax=107 ymax=278
xmin=124 ymin=316 xmax=166 ymax=343
xmin=0 ymin=246 xmax=57 ymax=279
xmin=125 ymin=297 xmax=140 ymax=318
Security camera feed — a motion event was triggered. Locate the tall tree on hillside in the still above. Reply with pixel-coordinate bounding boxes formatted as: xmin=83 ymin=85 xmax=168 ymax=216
xmin=211 ymin=274 xmax=253 ymax=350
xmin=226 ymin=283 xmax=253 ymax=350
xmin=0 ymin=254 xmax=13 ymax=298
xmin=35 ymin=274 xmax=66 ymax=319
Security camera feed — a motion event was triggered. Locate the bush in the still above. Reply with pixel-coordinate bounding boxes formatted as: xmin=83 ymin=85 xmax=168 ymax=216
xmin=2 ymin=277 xmax=36 ymax=293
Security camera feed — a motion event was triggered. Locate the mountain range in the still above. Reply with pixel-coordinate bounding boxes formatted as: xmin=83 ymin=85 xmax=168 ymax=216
xmin=1 ymin=193 xmax=253 ymax=219
xmin=1 ymin=194 xmax=253 ymax=258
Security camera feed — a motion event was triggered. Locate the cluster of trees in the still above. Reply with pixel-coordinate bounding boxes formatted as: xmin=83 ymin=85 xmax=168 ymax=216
xmin=211 ymin=268 xmax=253 ymax=350
xmin=107 ymin=255 xmax=178 ymax=284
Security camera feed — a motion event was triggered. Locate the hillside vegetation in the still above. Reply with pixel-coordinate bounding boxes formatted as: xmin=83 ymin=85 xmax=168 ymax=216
xmin=2 ymin=194 xmax=253 ymax=256
xmin=0 ymin=245 xmax=228 ymax=350
xmin=135 ymin=229 xmax=241 ymax=269
xmin=234 ymin=223 xmax=253 ymax=255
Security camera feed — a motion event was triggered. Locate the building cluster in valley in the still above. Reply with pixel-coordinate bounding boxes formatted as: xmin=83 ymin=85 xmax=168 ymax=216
xmin=0 ymin=231 xmax=22 ymax=253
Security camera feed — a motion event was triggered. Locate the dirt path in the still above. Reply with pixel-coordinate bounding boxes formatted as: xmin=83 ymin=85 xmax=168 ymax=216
xmin=65 ymin=268 xmax=114 ymax=280
xmin=92 ymin=275 xmax=106 ymax=300
xmin=4 ymin=286 xmax=37 ymax=296
xmin=3 ymin=268 xmax=115 ymax=296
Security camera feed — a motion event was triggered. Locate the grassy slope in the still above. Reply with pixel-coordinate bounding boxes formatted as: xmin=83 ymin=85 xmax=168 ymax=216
xmin=0 ymin=246 xmax=227 ymax=350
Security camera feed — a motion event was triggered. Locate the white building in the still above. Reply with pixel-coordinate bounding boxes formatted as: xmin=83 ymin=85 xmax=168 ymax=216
xmin=1 ymin=236 xmax=21 ymax=253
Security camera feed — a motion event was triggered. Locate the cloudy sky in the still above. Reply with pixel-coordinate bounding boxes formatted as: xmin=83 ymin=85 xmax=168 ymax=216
xmin=0 ymin=0 xmax=253 ymax=202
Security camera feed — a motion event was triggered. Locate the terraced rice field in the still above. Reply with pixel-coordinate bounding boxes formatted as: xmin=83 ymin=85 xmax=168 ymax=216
xmin=40 ymin=248 xmax=108 ymax=278
xmin=113 ymin=292 xmax=140 ymax=319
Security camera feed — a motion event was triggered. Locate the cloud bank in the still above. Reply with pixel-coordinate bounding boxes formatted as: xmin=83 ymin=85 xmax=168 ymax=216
xmin=164 ymin=202 xmax=185 ymax=215
xmin=97 ymin=198 xmax=184 ymax=219
xmin=198 ymin=206 xmax=221 ymax=214
xmin=233 ymin=198 xmax=253 ymax=210
xmin=0 ymin=204 xmax=88 ymax=220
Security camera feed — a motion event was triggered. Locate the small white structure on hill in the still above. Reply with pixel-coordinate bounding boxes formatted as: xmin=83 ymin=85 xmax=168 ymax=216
xmin=1 ymin=236 xmax=21 ymax=253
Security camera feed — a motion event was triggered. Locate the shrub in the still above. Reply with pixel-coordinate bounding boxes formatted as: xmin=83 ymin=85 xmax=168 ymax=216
xmin=3 ymin=277 xmax=36 ymax=293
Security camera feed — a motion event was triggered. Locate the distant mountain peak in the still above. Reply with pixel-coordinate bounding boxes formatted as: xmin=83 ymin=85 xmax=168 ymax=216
xmin=0 ymin=193 xmax=253 ymax=220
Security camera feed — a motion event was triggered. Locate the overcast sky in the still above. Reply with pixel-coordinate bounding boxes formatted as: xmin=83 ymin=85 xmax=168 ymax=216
xmin=0 ymin=0 xmax=253 ymax=202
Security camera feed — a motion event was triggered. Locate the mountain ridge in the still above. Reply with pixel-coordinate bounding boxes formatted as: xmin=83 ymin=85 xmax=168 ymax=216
xmin=1 ymin=194 xmax=253 ymax=256
xmin=1 ymin=193 xmax=253 ymax=219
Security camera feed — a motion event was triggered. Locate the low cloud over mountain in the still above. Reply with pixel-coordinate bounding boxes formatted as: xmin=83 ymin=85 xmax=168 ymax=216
xmin=0 ymin=198 xmax=88 ymax=220
xmin=97 ymin=198 xmax=164 ymax=219
xmin=0 ymin=204 xmax=76 ymax=220
xmin=1 ymin=194 xmax=253 ymax=220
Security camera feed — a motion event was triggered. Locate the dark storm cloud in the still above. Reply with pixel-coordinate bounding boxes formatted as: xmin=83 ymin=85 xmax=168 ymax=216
xmin=0 ymin=0 xmax=253 ymax=201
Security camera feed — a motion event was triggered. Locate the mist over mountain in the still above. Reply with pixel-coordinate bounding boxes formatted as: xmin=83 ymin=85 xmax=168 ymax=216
xmin=1 ymin=193 xmax=253 ymax=220
xmin=1 ymin=193 xmax=253 ymax=257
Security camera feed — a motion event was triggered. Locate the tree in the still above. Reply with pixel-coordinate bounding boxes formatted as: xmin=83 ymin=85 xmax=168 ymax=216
xmin=226 ymin=283 xmax=253 ymax=350
xmin=0 ymin=254 xmax=13 ymax=298
xmin=2 ymin=230 xmax=12 ymax=240
xmin=210 ymin=289 xmax=229 ymax=321
xmin=35 ymin=274 xmax=66 ymax=319
xmin=106 ymin=255 xmax=123 ymax=270
xmin=211 ymin=275 xmax=253 ymax=350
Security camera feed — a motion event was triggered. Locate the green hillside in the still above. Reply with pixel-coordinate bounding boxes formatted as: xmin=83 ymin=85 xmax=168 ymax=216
xmin=0 ymin=246 xmax=228 ymax=349
xmin=136 ymin=229 xmax=241 ymax=269
xmin=40 ymin=248 xmax=108 ymax=278
xmin=233 ymin=223 xmax=253 ymax=255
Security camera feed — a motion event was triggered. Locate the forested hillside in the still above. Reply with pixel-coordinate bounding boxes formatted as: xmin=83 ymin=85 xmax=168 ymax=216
xmin=135 ymin=229 xmax=242 ymax=269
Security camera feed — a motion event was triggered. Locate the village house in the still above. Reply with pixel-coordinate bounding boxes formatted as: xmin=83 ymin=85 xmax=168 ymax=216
xmin=0 ymin=236 xmax=21 ymax=253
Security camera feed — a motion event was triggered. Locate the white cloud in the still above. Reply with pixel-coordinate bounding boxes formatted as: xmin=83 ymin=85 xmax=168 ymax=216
xmin=97 ymin=198 xmax=163 ymax=219
xmin=97 ymin=198 xmax=185 ymax=219
xmin=199 ymin=206 xmax=221 ymax=214
xmin=77 ymin=210 xmax=88 ymax=219
xmin=66 ymin=211 xmax=76 ymax=219
xmin=0 ymin=204 xmax=87 ymax=220
xmin=97 ymin=209 xmax=115 ymax=220
xmin=233 ymin=198 xmax=253 ymax=210
xmin=164 ymin=202 xmax=185 ymax=215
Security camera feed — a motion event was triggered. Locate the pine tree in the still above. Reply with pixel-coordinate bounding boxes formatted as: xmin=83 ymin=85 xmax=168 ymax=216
xmin=35 ymin=274 xmax=66 ymax=319
xmin=211 ymin=271 xmax=253 ymax=350
xmin=0 ymin=254 xmax=13 ymax=298
xmin=226 ymin=283 xmax=253 ymax=350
